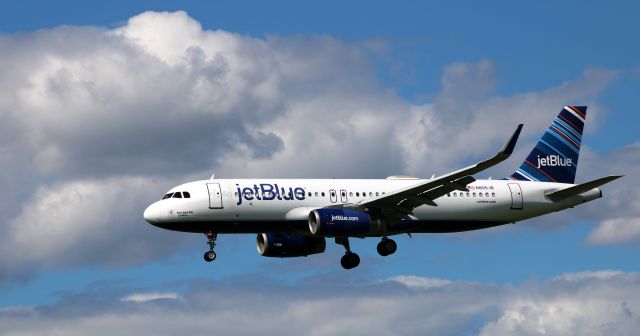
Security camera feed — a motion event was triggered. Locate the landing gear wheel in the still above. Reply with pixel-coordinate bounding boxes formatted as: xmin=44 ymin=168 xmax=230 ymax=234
xmin=377 ymin=238 xmax=397 ymax=256
xmin=340 ymin=252 xmax=360 ymax=269
xmin=203 ymin=231 xmax=218 ymax=263
xmin=204 ymin=251 xmax=216 ymax=262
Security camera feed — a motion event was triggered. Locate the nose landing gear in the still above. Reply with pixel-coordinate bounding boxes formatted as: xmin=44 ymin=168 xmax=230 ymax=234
xmin=203 ymin=231 xmax=217 ymax=262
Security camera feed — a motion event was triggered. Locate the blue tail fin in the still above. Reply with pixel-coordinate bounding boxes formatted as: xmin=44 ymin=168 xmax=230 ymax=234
xmin=509 ymin=106 xmax=586 ymax=184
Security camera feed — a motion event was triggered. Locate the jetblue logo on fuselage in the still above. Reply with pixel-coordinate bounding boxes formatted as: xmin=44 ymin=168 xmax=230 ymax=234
xmin=537 ymin=155 xmax=572 ymax=168
xmin=236 ymin=183 xmax=305 ymax=205
xmin=331 ymin=215 xmax=359 ymax=221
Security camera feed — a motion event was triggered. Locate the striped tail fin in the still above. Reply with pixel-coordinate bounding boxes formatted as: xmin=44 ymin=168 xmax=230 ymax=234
xmin=509 ymin=106 xmax=586 ymax=184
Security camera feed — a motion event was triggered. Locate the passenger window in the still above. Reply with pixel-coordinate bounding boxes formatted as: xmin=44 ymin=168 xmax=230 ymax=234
xmin=308 ymin=192 xmax=312 ymax=197
xmin=473 ymin=192 xmax=477 ymax=197
xmin=356 ymin=192 xmax=360 ymax=197
xmin=349 ymin=192 xmax=353 ymax=197
xmin=173 ymin=192 xmax=182 ymax=198
xmin=492 ymin=192 xmax=496 ymax=197
xmin=466 ymin=192 xmax=470 ymax=197
xmin=485 ymin=192 xmax=489 ymax=197
xmin=453 ymin=193 xmax=457 ymax=197
xmin=447 ymin=193 xmax=450 ymax=197
xmin=234 ymin=192 xmax=238 ymax=197
xmin=479 ymin=193 xmax=483 ymax=197
xmin=376 ymin=192 xmax=379 ymax=196
xmin=322 ymin=192 xmax=325 ymax=197
xmin=183 ymin=192 xmax=191 ymax=198
xmin=369 ymin=192 xmax=373 ymax=197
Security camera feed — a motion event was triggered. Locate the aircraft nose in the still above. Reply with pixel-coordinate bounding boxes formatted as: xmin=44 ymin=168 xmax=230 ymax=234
xmin=143 ymin=203 xmax=159 ymax=224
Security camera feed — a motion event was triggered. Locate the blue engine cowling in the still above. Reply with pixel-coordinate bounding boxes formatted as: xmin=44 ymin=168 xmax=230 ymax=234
xmin=256 ymin=233 xmax=326 ymax=257
xmin=308 ymin=208 xmax=372 ymax=236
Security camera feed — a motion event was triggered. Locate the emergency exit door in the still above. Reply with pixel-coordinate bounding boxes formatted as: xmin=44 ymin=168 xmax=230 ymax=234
xmin=507 ymin=183 xmax=523 ymax=209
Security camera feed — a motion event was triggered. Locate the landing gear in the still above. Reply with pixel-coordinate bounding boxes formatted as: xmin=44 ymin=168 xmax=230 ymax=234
xmin=204 ymin=250 xmax=216 ymax=262
xmin=335 ymin=237 xmax=360 ymax=269
xmin=376 ymin=238 xmax=397 ymax=256
xmin=203 ymin=231 xmax=217 ymax=262
xmin=340 ymin=252 xmax=360 ymax=269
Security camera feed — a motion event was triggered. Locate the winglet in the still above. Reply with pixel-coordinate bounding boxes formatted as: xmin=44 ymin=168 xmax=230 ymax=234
xmin=499 ymin=124 xmax=523 ymax=156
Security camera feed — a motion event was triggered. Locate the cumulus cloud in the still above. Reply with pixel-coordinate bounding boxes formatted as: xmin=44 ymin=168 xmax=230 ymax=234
xmin=0 ymin=177 xmax=190 ymax=280
xmin=1 ymin=271 xmax=639 ymax=335
xmin=480 ymin=271 xmax=640 ymax=335
xmin=579 ymin=143 xmax=640 ymax=245
xmin=0 ymin=10 xmax=631 ymax=284
xmin=587 ymin=217 xmax=640 ymax=245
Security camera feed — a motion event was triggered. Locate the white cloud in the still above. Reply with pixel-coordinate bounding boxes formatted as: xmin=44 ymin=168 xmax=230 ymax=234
xmin=1 ymin=271 xmax=639 ymax=335
xmin=581 ymin=143 xmax=640 ymax=245
xmin=587 ymin=217 xmax=640 ymax=245
xmin=553 ymin=270 xmax=626 ymax=281
xmin=120 ymin=292 xmax=180 ymax=302
xmin=0 ymin=177 xmax=190 ymax=279
xmin=387 ymin=275 xmax=451 ymax=289
xmin=480 ymin=278 xmax=640 ymax=335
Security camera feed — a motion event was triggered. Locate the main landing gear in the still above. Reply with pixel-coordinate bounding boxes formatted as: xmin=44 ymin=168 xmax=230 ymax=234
xmin=335 ymin=237 xmax=398 ymax=269
xmin=336 ymin=237 xmax=360 ymax=270
xmin=203 ymin=231 xmax=217 ymax=262
xmin=376 ymin=237 xmax=397 ymax=256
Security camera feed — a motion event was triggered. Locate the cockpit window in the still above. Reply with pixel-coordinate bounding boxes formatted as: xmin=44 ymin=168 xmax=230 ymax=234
xmin=162 ymin=191 xmax=190 ymax=200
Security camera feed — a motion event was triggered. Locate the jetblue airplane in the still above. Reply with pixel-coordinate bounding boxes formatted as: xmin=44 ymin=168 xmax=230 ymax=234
xmin=144 ymin=106 xmax=621 ymax=269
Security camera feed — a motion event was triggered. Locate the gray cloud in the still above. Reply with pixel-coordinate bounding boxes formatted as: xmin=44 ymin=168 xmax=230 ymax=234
xmin=1 ymin=271 xmax=638 ymax=335
xmin=580 ymin=143 xmax=640 ymax=245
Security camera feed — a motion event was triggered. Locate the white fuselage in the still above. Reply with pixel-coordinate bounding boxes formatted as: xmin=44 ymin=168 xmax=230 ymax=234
xmin=143 ymin=178 xmax=601 ymax=236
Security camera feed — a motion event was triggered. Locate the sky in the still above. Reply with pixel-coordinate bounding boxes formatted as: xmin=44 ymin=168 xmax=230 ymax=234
xmin=0 ymin=1 xmax=639 ymax=334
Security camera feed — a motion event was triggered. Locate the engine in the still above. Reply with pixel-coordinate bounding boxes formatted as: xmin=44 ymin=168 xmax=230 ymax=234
xmin=308 ymin=208 xmax=376 ymax=236
xmin=256 ymin=233 xmax=326 ymax=258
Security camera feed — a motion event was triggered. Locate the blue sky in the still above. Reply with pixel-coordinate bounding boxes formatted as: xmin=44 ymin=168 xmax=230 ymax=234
xmin=0 ymin=1 xmax=639 ymax=334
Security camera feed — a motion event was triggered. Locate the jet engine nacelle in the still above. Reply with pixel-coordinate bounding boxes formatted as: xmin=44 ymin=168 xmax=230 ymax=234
xmin=308 ymin=208 xmax=376 ymax=236
xmin=256 ymin=233 xmax=326 ymax=257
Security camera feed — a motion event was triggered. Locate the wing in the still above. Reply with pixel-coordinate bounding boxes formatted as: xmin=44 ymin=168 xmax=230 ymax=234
xmin=350 ymin=124 xmax=523 ymax=215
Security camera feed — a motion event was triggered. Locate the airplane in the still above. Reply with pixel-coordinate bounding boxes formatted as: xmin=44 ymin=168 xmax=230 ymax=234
xmin=144 ymin=106 xmax=621 ymax=269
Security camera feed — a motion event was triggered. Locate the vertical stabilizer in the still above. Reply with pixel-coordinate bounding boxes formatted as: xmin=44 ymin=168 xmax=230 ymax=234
xmin=509 ymin=106 xmax=586 ymax=184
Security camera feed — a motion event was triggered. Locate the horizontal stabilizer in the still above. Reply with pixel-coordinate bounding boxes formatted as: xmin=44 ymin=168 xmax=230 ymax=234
xmin=546 ymin=175 xmax=622 ymax=202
